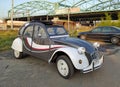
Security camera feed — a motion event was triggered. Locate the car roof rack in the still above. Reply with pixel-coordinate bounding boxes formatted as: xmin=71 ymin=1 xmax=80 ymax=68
xmin=31 ymin=20 xmax=53 ymax=25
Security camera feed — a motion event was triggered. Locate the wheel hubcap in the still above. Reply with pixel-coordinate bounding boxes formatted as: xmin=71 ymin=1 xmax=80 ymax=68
xmin=57 ymin=59 xmax=69 ymax=76
xmin=112 ymin=38 xmax=119 ymax=44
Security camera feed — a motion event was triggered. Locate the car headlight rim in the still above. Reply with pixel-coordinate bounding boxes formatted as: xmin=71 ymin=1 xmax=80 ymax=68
xmin=78 ymin=47 xmax=86 ymax=54
xmin=93 ymin=42 xmax=100 ymax=48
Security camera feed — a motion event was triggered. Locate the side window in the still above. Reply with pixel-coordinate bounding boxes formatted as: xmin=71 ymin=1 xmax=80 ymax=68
xmin=19 ymin=23 xmax=29 ymax=35
xmin=47 ymin=27 xmax=67 ymax=36
xmin=111 ymin=28 xmax=118 ymax=33
xmin=19 ymin=26 xmax=24 ymax=35
xmin=47 ymin=28 xmax=55 ymax=35
xmin=34 ymin=25 xmax=47 ymax=38
xmin=92 ymin=28 xmax=102 ymax=33
xmin=102 ymin=27 xmax=112 ymax=33
xmin=33 ymin=24 xmax=48 ymax=45
xmin=56 ymin=27 xmax=66 ymax=35
xmin=24 ymin=25 xmax=33 ymax=38
xmin=39 ymin=27 xmax=47 ymax=38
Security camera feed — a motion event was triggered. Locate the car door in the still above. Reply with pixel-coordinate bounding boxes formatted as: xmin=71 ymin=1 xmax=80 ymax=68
xmin=22 ymin=23 xmax=34 ymax=54
xmin=101 ymin=27 xmax=112 ymax=40
xmin=31 ymin=23 xmax=51 ymax=61
xmin=87 ymin=27 xmax=103 ymax=40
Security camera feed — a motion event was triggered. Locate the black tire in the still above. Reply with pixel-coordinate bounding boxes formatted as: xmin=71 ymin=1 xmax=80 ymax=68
xmin=80 ymin=35 xmax=86 ymax=40
xmin=111 ymin=37 xmax=119 ymax=44
xmin=13 ymin=50 xmax=23 ymax=59
xmin=56 ymin=55 xmax=74 ymax=79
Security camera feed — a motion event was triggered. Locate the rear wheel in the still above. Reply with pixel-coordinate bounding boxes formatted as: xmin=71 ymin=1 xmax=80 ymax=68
xmin=13 ymin=50 xmax=23 ymax=59
xmin=56 ymin=55 xmax=74 ymax=79
xmin=111 ymin=37 xmax=119 ymax=44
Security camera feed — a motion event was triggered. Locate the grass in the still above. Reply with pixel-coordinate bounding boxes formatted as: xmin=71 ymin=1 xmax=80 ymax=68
xmin=0 ymin=30 xmax=18 ymax=51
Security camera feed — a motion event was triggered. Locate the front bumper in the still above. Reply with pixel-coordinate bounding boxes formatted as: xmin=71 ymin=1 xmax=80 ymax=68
xmin=82 ymin=55 xmax=104 ymax=73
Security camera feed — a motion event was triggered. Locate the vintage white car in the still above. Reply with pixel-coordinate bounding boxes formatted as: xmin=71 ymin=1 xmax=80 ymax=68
xmin=11 ymin=21 xmax=104 ymax=79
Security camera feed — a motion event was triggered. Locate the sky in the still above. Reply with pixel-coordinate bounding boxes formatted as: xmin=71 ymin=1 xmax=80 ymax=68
xmin=0 ymin=0 xmax=58 ymax=19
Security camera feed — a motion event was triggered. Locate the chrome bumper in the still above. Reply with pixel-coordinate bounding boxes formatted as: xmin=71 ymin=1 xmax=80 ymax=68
xmin=82 ymin=55 xmax=104 ymax=73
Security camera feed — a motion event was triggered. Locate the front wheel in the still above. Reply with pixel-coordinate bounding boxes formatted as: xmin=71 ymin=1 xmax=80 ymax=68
xmin=13 ymin=50 xmax=23 ymax=59
xmin=111 ymin=37 xmax=119 ymax=44
xmin=56 ymin=55 xmax=74 ymax=79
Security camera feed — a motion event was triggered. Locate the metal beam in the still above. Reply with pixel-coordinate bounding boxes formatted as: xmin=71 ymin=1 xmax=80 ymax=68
xmin=8 ymin=0 xmax=120 ymax=18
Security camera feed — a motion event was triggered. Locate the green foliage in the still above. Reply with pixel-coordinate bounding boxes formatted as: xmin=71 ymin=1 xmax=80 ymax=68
xmin=116 ymin=12 xmax=120 ymax=27
xmin=69 ymin=29 xmax=78 ymax=37
xmin=105 ymin=13 xmax=112 ymax=20
xmin=97 ymin=13 xmax=112 ymax=26
xmin=97 ymin=12 xmax=120 ymax=27
xmin=0 ymin=30 xmax=17 ymax=51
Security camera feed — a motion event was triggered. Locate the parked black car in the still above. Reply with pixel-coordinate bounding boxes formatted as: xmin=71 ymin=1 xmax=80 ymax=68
xmin=78 ymin=26 xmax=120 ymax=44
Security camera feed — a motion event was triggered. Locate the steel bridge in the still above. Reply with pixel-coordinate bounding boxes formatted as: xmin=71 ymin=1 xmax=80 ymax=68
xmin=8 ymin=0 xmax=120 ymax=21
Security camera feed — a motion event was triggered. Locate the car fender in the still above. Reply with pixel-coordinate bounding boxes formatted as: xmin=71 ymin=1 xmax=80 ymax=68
xmin=11 ymin=37 xmax=23 ymax=52
xmin=49 ymin=47 xmax=89 ymax=70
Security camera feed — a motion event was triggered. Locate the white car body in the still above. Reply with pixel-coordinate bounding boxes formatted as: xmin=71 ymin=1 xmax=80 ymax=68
xmin=11 ymin=21 xmax=104 ymax=79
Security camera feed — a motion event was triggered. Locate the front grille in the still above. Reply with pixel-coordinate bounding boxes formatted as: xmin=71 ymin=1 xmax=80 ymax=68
xmin=85 ymin=52 xmax=92 ymax=64
xmin=91 ymin=51 xmax=99 ymax=59
xmin=85 ymin=51 xmax=100 ymax=64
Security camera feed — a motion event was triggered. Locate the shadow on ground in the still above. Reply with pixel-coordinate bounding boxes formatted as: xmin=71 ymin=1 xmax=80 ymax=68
xmin=99 ymin=43 xmax=120 ymax=56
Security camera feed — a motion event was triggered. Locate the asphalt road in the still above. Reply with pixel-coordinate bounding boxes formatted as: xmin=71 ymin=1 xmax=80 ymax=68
xmin=0 ymin=43 xmax=120 ymax=87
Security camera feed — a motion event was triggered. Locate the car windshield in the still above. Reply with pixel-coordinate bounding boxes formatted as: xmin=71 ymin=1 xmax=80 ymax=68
xmin=47 ymin=26 xmax=68 ymax=36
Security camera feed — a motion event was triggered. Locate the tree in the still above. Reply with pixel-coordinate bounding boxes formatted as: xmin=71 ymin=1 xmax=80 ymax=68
xmin=97 ymin=13 xmax=112 ymax=26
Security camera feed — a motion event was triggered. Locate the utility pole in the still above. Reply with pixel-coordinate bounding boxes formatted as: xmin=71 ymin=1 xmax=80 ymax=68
xmin=11 ymin=0 xmax=14 ymax=30
xmin=27 ymin=10 xmax=30 ymax=21
xmin=68 ymin=8 xmax=70 ymax=32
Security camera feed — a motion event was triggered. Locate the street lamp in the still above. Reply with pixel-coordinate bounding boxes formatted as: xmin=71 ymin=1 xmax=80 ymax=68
xmin=11 ymin=0 xmax=14 ymax=30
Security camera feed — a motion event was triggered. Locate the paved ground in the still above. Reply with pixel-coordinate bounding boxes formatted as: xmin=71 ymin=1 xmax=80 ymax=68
xmin=0 ymin=42 xmax=120 ymax=87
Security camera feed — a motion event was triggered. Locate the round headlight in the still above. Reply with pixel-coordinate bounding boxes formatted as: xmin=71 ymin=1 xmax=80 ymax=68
xmin=78 ymin=47 xmax=86 ymax=54
xmin=93 ymin=42 xmax=100 ymax=48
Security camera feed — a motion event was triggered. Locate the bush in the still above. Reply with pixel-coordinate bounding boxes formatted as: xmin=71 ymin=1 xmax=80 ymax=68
xmin=69 ymin=29 xmax=78 ymax=37
xmin=97 ymin=12 xmax=120 ymax=28
xmin=0 ymin=30 xmax=18 ymax=51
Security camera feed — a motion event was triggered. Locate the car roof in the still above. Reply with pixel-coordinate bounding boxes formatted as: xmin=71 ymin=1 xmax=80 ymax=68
xmin=30 ymin=20 xmax=53 ymax=25
xmin=29 ymin=20 xmax=63 ymax=27
xmin=97 ymin=26 xmax=117 ymax=28
xmin=97 ymin=26 xmax=120 ymax=29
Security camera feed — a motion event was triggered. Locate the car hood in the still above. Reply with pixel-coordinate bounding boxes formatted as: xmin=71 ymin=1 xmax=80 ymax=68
xmin=52 ymin=37 xmax=95 ymax=54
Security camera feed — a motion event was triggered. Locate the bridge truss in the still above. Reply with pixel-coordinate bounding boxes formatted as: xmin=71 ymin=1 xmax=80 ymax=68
xmin=8 ymin=0 xmax=120 ymax=18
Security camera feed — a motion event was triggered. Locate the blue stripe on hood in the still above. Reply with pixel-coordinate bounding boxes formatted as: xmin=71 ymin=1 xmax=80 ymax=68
xmin=52 ymin=37 xmax=95 ymax=54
